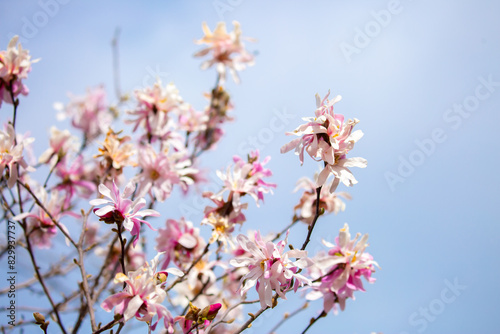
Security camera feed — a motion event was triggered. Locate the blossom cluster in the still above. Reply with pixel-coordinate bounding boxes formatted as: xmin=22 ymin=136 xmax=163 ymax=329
xmin=0 ymin=36 xmax=38 ymax=107
xmin=202 ymin=150 xmax=276 ymax=247
xmin=281 ymin=91 xmax=367 ymax=192
xmin=101 ymin=253 xmax=183 ymax=332
xmin=194 ymin=21 xmax=255 ymax=84
xmin=230 ymin=231 xmax=313 ymax=308
xmin=306 ymin=224 xmax=378 ymax=314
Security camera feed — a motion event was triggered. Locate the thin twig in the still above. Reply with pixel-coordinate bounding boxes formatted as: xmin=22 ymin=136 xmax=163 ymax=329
xmin=22 ymin=227 xmax=68 ymax=333
xmin=300 ymin=310 xmax=326 ymax=334
xmin=301 ymin=186 xmax=322 ymax=251
xmin=76 ymin=209 xmax=97 ymax=332
xmin=117 ymin=223 xmax=127 ymax=275
xmin=92 ymin=316 xmax=122 ymax=334
xmin=8 ymin=80 xmax=19 ymax=129
xmin=272 ymin=216 xmax=299 ymax=242
xmin=267 ymin=302 xmax=309 ymax=334
xmin=233 ymin=305 xmax=269 ymax=334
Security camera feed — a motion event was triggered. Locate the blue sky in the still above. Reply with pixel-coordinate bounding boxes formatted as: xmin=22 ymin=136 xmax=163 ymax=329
xmin=1 ymin=1 xmax=500 ymax=333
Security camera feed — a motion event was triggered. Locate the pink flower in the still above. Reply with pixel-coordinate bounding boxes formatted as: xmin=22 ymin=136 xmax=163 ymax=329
xmin=94 ymin=128 xmax=137 ymax=185
xmin=127 ymin=79 xmax=183 ymax=140
xmin=281 ymin=91 xmax=367 ymax=192
xmin=155 ymin=217 xmax=206 ymax=269
xmin=38 ymin=126 xmax=79 ymax=167
xmin=56 ymin=85 xmax=112 ymax=141
xmin=293 ymin=176 xmax=351 ymax=224
xmin=101 ymin=253 xmax=183 ymax=332
xmin=216 ymin=150 xmax=276 ymax=209
xmin=178 ymin=103 xmax=208 ymax=133
xmin=54 ymin=155 xmax=97 ymax=208
xmin=0 ymin=36 xmax=38 ymax=107
xmin=201 ymin=152 xmax=274 ymax=248
xmin=194 ymin=21 xmax=255 ymax=83
xmin=0 ymin=123 xmax=35 ymax=188
xmin=90 ymin=181 xmax=159 ymax=246
xmin=230 ymin=231 xmax=313 ymax=308
xmin=201 ymin=199 xmax=246 ymax=248
xmin=133 ymin=145 xmax=198 ymax=202
xmin=12 ymin=189 xmax=77 ymax=248
xmin=306 ymin=223 xmax=378 ymax=313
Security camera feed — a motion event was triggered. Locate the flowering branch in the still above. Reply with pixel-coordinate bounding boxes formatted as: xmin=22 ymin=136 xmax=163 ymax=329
xmin=0 ymin=22 xmax=378 ymax=334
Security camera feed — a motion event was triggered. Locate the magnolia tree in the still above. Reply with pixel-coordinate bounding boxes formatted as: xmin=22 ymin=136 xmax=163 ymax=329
xmin=0 ymin=21 xmax=378 ymax=334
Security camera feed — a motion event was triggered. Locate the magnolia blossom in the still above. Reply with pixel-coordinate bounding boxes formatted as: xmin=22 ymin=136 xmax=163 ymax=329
xmin=155 ymin=217 xmax=206 ymax=269
xmin=306 ymin=223 xmax=378 ymax=313
xmin=127 ymin=80 xmax=183 ymax=139
xmin=90 ymin=181 xmax=159 ymax=246
xmin=201 ymin=152 xmax=274 ymax=248
xmin=222 ymin=230 xmax=274 ymax=299
xmin=101 ymin=253 xmax=183 ymax=332
xmin=294 ymin=176 xmax=351 ymax=224
xmin=12 ymin=189 xmax=76 ymax=248
xmin=178 ymin=103 xmax=208 ymax=133
xmin=56 ymin=85 xmax=112 ymax=141
xmin=0 ymin=123 xmax=35 ymax=187
xmin=54 ymin=155 xmax=96 ymax=209
xmin=230 ymin=231 xmax=313 ymax=308
xmin=201 ymin=207 xmax=244 ymax=248
xmin=0 ymin=36 xmax=38 ymax=106
xmin=216 ymin=150 xmax=276 ymax=209
xmin=133 ymin=145 xmax=198 ymax=202
xmin=281 ymin=91 xmax=367 ymax=192
xmin=38 ymin=126 xmax=79 ymax=167
xmin=94 ymin=128 xmax=137 ymax=183
xmin=194 ymin=21 xmax=254 ymax=83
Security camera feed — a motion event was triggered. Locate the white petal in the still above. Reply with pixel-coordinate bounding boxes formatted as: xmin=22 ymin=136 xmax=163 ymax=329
xmin=166 ymin=267 xmax=184 ymax=277
xmin=98 ymin=184 xmax=112 ymax=199
xmin=123 ymin=295 xmax=143 ymax=322
xmin=178 ymin=234 xmax=197 ymax=249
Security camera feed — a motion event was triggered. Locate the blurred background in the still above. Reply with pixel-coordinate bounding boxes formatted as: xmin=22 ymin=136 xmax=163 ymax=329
xmin=1 ymin=1 xmax=500 ymax=333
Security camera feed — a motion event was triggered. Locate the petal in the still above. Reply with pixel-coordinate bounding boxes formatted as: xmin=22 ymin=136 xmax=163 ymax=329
xmin=280 ymin=138 xmax=302 ymax=154
xmin=342 ymin=157 xmax=367 ymax=168
xmin=98 ymin=183 xmax=112 ymax=200
xmin=89 ymin=198 xmax=110 ymax=206
xmin=123 ymin=295 xmax=144 ymax=322
xmin=178 ymin=234 xmax=197 ymax=249
xmin=166 ymin=267 xmax=184 ymax=277
xmin=101 ymin=292 xmax=129 ymax=312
